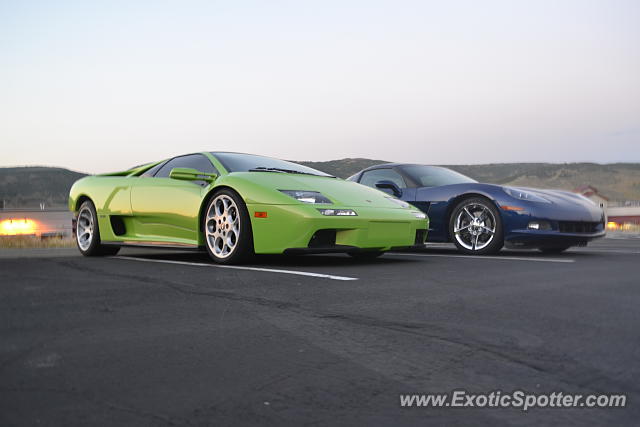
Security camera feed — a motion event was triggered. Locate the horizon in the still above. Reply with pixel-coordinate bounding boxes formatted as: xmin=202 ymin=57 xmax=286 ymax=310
xmin=1 ymin=1 xmax=639 ymax=172
xmin=3 ymin=158 xmax=640 ymax=177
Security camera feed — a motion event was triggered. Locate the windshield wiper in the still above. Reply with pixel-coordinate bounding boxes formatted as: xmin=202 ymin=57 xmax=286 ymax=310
xmin=248 ymin=167 xmax=334 ymax=178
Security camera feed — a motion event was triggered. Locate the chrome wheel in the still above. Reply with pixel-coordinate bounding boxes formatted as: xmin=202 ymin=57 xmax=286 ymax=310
xmin=453 ymin=202 xmax=496 ymax=251
xmin=205 ymin=194 xmax=240 ymax=259
xmin=77 ymin=206 xmax=94 ymax=251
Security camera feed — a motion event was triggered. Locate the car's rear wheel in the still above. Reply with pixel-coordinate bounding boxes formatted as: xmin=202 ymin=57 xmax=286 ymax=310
xmin=76 ymin=200 xmax=120 ymax=256
xmin=203 ymin=189 xmax=254 ymax=264
xmin=348 ymin=251 xmax=384 ymax=260
xmin=538 ymin=246 xmax=571 ymax=254
xmin=449 ymin=197 xmax=504 ymax=255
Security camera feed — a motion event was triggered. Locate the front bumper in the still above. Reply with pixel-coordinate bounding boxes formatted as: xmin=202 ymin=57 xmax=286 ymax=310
xmin=499 ymin=200 xmax=606 ymax=248
xmin=505 ymin=228 xmax=606 ymax=248
xmin=246 ymin=203 xmax=429 ymax=254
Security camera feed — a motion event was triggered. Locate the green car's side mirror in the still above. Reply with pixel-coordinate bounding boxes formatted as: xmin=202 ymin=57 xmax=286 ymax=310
xmin=169 ymin=167 xmax=217 ymax=183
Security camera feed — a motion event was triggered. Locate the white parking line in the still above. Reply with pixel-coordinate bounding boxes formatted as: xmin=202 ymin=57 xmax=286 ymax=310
xmin=386 ymin=252 xmax=575 ymax=263
xmin=114 ymin=256 xmax=359 ymax=281
xmin=574 ymin=249 xmax=640 ymax=254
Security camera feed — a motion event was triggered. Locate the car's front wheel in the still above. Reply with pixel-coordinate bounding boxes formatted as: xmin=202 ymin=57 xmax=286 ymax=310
xmin=449 ymin=197 xmax=504 ymax=255
xmin=203 ymin=189 xmax=254 ymax=264
xmin=76 ymin=200 xmax=120 ymax=256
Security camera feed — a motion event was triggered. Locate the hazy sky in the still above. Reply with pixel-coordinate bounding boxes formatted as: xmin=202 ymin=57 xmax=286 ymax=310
xmin=1 ymin=0 xmax=639 ymax=173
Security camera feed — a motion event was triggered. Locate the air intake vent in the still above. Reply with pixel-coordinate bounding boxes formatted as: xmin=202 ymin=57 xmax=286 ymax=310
xmin=558 ymin=221 xmax=599 ymax=233
xmin=308 ymin=229 xmax=337 ymax=248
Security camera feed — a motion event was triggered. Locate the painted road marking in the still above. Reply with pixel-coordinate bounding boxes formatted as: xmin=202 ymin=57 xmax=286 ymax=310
xmin=387 ymin=252 xmax=575 ymax=263
xmin=114 ymin=256 xmax=359 ymax=281
xmin=573 ymin=249 xmax=640 ymax=254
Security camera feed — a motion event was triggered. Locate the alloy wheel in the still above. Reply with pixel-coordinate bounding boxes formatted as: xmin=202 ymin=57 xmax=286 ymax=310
xmin=453 ymin=202 xmax=497 ymax=251
xmin=76 ymin=206 xmax=94 ymax=251
xmin=205 ymin=194 xmax=241 ymax=259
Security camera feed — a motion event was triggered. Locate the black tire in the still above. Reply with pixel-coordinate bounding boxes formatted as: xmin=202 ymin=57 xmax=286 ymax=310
xmin=538 ymin=246 xmax=571 ymax=254
xmin=449 ymin=197 xmax=504 ymax=255
xmin=202 ymin=189 xmax=254 ymax=264
xmin=348 ymin=251 xmax=384 ymax=260
xmin=75 ymin=200 xmax=121 ymax=256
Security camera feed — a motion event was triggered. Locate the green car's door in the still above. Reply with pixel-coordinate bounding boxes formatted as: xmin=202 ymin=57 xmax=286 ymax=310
xmin=130 ymin=154 xmax=218 ymax=246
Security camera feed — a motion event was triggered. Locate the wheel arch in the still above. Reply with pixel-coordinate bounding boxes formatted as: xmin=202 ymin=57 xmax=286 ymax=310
xmin=75 ymin=195 xmax=92 ymax=212
xmin=198 ymin=185 xmax=245 ymax=233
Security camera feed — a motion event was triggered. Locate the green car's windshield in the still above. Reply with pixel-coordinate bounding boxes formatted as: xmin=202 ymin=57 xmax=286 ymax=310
xmin=212 ymin=152 xmax=333 ymax=177
xmin=400 ymin=165 xmax=477 ymax=187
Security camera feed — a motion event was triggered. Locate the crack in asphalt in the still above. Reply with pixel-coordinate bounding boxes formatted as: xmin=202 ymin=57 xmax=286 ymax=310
xmin=43 ymin=258 xmax=640 ymax=400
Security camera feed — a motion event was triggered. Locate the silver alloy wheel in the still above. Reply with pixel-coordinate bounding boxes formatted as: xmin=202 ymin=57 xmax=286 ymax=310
xmin=205 ymin=194 xmax=240 ymax=259
xmin=77 ymin=206 xmax=94 ymax=251
xmin=453 ymin=202 xmax=496 ymax=251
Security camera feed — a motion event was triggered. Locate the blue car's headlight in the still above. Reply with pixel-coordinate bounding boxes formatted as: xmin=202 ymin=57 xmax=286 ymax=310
xmin=504 ymin=187 xmax=550 ymax=203
xmin=279 ymin=190 xmax=332 ymax=204
xmin=577 ymin=194 xmax=597 ymax=206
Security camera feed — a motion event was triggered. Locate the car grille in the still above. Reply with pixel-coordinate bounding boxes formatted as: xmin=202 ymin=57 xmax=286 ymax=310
xmin=558 ymin=221 xmax=600 ymax=233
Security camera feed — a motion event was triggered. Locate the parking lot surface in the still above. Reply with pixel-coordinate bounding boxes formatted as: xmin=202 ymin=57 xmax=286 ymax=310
xmin=1 ymin=238 xmax=639 ymax=426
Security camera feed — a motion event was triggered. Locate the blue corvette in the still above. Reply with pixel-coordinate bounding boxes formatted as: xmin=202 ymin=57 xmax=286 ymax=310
xmin=348 ymin=164 xmax=606 ymax=254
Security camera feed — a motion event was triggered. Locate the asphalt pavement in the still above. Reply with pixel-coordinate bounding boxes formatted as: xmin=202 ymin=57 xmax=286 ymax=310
xmin=1 ymin=238 xmax=639 ymax=426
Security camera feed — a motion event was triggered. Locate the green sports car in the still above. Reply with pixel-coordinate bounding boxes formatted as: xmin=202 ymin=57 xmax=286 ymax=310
xmin=69 ymin=152 xmax=429 ymax=264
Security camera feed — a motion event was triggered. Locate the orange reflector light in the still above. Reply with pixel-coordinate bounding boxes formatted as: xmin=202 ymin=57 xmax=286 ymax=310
xmin=254 ymin=212 xmax=268 ymax=218
xmin=0 ymin=218 xmax=37 ymax=235
xmin=500 ymin=205 xmax=524 ymax=211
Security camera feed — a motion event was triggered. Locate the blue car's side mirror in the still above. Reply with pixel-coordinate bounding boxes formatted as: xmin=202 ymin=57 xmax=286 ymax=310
xmin=375 ymin=180 xmax=402 ymax=198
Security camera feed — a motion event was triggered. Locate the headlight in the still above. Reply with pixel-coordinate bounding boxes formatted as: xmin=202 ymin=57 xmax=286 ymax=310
xmin=504 ymin=187 xmax=550 ymax=203
xmin=577 ymin=194 xmax=597 ymax=206
xmin=528 ymin=221 xmax=551 ymax=230
xmin=279 ymin=190 xmax=332 ymax=204
xmin=412 ymin=211 xmax=427 ymax=219
xmin=318 ymin=209 xmax=357 ymax=216
xmin=386 ymin=197 xmax=410 ymax=208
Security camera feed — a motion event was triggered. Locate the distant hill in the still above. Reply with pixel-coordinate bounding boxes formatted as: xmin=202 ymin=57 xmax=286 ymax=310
xmin=0 ymin=167 xmax=86 ymax=209
xmin=296 ymin=158 xmax=388 ymax=179
xmin=2 ymin=161 xmax=640 ymax=208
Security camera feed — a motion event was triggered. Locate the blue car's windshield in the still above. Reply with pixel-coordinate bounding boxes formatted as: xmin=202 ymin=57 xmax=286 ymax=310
xmin=211 ymin=152 xmax=333 ymax=177
xmin=401 ymin=165 xmax=476 ymax=187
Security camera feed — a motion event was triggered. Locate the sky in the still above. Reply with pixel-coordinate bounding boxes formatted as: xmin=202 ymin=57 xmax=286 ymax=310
xmin=1 ymin=0 xmax=639 ymax=173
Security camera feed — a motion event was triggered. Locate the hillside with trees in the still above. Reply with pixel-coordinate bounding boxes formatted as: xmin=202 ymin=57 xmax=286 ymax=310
xmin=2 ymin=161 xmax=639 ymax=208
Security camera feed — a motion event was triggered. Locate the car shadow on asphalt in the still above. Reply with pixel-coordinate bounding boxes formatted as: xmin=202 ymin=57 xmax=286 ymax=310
xmin=117 ymin=244 xmax=602 ymax=269
xmin=118 ymin=248 xmax=422 ymax=268
xmin=406 ymin=245 xmax=601 ymax=259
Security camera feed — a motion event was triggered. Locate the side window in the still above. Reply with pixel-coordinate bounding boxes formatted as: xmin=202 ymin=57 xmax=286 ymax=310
xmin=154 ymin=154 xmax=218 ymax=178
xmin=359 ymin=169 xmax=406 ymax=189
xmin=140 ymin=162 xmax=166 ymax=177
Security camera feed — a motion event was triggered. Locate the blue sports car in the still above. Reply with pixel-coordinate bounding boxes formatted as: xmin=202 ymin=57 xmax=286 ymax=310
xmin=348 ymin=164 xmax=606 ymax=254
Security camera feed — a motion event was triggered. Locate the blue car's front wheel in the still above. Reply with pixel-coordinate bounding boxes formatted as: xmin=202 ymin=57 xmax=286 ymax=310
xmin=449 ymin=197 xmax=504 ymax=255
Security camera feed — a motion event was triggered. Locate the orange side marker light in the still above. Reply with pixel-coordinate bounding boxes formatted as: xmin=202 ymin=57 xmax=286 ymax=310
xmin=254 ymin=212 xmax=268 ymax=218
xmin=500 ymin=205 xmax=524 ymax=211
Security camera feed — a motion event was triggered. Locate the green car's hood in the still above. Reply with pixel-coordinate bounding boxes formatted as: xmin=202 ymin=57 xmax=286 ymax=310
xmin=226 ymin=172 xmax=406 ymax=208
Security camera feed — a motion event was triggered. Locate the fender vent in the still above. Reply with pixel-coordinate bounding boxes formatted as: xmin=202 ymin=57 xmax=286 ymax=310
xmin=110 ymin=216 xmax=126 ymax=236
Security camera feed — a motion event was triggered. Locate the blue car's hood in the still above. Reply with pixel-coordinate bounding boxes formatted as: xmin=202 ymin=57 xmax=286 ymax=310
xmin=509 ymin=186 xmax=598 ymax=209
xmin=502 ymin=186 xmax=605 ymax=222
